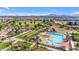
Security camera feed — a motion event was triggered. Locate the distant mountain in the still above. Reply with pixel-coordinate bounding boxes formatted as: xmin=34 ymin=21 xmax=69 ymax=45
xmin=47 ymin=14 xmax=72 ymax=17
xmin=72 ymin=14 xmax=79 ymax=17
xmin=47 ymin=14 xmax=58 ymax=16
xmin=0 ymin=14 xmax=79 ymax=20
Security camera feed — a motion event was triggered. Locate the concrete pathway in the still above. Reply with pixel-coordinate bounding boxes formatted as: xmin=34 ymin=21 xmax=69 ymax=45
xmin=39 ymin=44 xmax=62 ymax=51
xmin=30 ymin=42 xmax=36 ymax=49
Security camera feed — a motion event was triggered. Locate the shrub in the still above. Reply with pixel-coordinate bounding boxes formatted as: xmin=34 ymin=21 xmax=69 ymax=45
xmin=75 ymin=42 xmax=79 ymax=47
xmin=73 ymin=33 xmax=79 ymax=42
xmin=59 ymin=25 xmax=65 ymax=28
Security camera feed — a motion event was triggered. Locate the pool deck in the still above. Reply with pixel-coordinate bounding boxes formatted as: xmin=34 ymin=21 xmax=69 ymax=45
xmin=38 ymin=25 xmax=77 ymax=51
xmin=39 ymin=28 xmax=72 ymax=51
xmin=51 ymin=26 xmax=77 ymax=34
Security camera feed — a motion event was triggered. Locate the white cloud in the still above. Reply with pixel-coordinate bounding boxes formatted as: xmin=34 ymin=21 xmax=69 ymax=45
xmin=0 ymin=7 xmax=52 ymax=16
xmin=0 ymin=12 xmax=50 ymax=16
xmin=71 ymin=12 xmax=79 ymax=15
xmin=0 ymin=9 xmax=51 ymax=16
xmin=4 ymin=7 xmax=9 ymax=9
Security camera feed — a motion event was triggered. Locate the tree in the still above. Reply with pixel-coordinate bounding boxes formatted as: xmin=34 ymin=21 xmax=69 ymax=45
xmin=42 ymin=19 xmax=46 ymax=23
xmin=0 ymin=22 xmax=5 ymax=30
xmin=24 ymin=22 xmax=29 ymax=27
xmin=24 ymin=22 xmax=27 ymax=25
xmin=11 ymin=17 xmax=17 ymax=25
xmin=34 ymin=25 xmax=37 ymax=28
xmin=30 ymin=20 xmax=32 ymax=24
xmin=75 ymin=42 xmax=79 ymax=47
xmin=34 ymin=20 xmax=36 ymax=24
xmin=19 ymin=22 xmax=22 ymax=28
xmin=59 ymin=25 xmax=65 ymax=28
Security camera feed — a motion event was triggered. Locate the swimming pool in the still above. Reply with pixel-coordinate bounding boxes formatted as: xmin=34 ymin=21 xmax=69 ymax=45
xmin=46 ymin=32 xmax=64 ymax=47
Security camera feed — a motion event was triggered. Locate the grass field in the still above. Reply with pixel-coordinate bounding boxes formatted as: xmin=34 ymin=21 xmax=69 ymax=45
xmin=0 ymin=42 xmax=10 ymax=50
xmin=16 ymin=30 xmax=39 ymax=39
xmin=6 ymin=20 xmax=42 ymax=29
xmin=74 ymin=33 xmax=79 ymax=39
xmin=68 ymin=25 xmax=79 ymax=29
xmin=31 ymin=45 xmax=49 ymax=51
xmin=11 ymin=41 xmax=31 ymax=51
xmin=16 ymin=20 xmax=42 ymax=28
xmin=40 ymin=35 xmax=49 ymax=38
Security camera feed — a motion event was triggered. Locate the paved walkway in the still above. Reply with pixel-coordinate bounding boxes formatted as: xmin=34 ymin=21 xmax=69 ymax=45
xmin=68 ymin=33 xmax=77 ymax=51
xmin=70 ymin=40 xmax=76 ymax=51
xmin=14 ymin=30 xmax=32 ymax=37
xmin=39 ymin=44 xmax=62 ymax=51
xmin=1 ymin=27 xmax=64 ymax=51
xmin=30 ymin=42 xmax=36 ymax=49
xmin=1 ymin=37 xmax=26 ymax=51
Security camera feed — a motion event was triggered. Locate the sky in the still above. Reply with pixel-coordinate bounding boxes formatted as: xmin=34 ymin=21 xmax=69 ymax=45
xmin=0 ymin=7 xmax=79 ymax=16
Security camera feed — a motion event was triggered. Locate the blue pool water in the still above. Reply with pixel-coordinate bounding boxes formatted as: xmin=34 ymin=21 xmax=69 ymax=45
xmin=46 ymin=32 xmax=64 ymax=47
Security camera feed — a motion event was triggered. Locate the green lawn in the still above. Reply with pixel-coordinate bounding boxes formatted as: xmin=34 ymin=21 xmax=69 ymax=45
xmin=73 ymin=33 xmax=79 ymax=42
xmin=68 ymin=25 xmax=79 ymax=29
xmin=16 ymin=41 xmax=31 ymax=46
xmin=0 ymin=42 xmax=10 ymax=50
xmin=5 ymin=20 xmax=42 ymax=30
xmin=16 ymin=30 xmax=39 ymax=40
xmin=11 ymin=41 xmax=31 ymax=51
xmin=16 ymin=20 xmax=42 ymax=28
xmin=40 ymin=35 xmax=49 ymax=38
xmin=31 ymin=45 xmax=49 ymax=51
xmin=11 ymin=41 xmax=49 ymax=51
xmin=74 ymin=33 xmax=79 ymax=39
